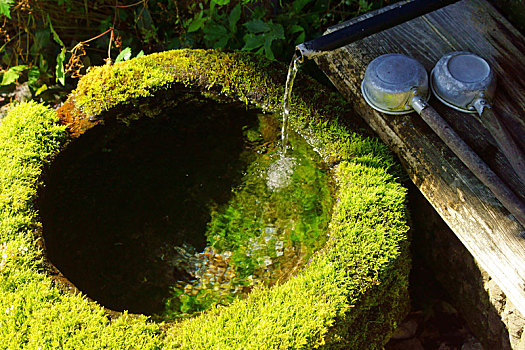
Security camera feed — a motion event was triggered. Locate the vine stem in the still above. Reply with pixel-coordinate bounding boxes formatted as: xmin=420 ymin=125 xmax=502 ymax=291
xmin=79 ymin=28 xmax=113 ymax=45
xmin=106 ymin=0 xmax=119 ymax=63
xmin=115 ymin=0 xmax=146 ymax=9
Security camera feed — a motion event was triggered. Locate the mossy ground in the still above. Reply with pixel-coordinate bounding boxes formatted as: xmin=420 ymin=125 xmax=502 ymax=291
xmin=0 ymin=49 xmax=410 ymax=349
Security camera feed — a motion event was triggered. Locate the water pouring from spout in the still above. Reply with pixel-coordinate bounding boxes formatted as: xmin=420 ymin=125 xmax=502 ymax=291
xmin=281 ymin=54 xmax=302 ymax=153
xmin=265 ymin=54 xmax=303 ymax=191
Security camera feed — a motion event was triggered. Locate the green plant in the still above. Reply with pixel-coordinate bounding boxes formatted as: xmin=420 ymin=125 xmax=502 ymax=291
xmin=0 ymin=0 xmax=150 ymax=99
xmin=1 ymin=0 xmax=390 ymax=102
xmin=174 ymin=0 xmax=385 ymax=61
xmin=0 ymin=0 xmax=14 ymax=19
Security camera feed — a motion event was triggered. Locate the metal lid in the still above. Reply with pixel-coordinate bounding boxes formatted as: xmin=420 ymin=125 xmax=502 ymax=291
xmin=430 ymin=51 xmax=496 ymax=113
xmin=361 ymin=54 xmax=429 ymax=115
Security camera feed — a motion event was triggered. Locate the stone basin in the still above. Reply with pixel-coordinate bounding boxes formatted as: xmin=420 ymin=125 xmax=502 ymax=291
xmin=0 ymin=49 xmax=410 ymax=349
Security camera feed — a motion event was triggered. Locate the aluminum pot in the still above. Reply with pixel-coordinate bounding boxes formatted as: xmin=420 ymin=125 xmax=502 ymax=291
xmin=430 ymin=51 xmax=496 ymax=114
xmin=361 ymin=53 xmax=430 ymax=115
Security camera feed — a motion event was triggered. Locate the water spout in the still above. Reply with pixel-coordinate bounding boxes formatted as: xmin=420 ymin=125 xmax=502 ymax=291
xmin=295 ymin=0 xmax=460 ymax=63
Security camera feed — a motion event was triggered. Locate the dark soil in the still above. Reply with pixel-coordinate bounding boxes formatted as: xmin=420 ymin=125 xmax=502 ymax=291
xmin=385 ymin=260 xmax=483 ymax=350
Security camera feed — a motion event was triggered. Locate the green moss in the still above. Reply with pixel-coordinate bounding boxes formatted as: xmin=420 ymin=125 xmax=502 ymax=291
xmin=0 ymin=50 xmax=410 ymax=349
xmin=0 ymin=102 xmax=161 ymax=349
xmin=0 ymin=102 xmax=65 ymax=245
xmin=72 ymin=50 xmax=281 ymax=119
xmin=69 ymin=49 xmax=399 ymax=176
xmin=163 ymin=161 xmax=409 ymax=350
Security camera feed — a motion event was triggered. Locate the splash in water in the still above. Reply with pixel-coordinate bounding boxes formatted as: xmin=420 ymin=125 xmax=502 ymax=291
xmin=266 ymin=154 xmax=296 ymax=191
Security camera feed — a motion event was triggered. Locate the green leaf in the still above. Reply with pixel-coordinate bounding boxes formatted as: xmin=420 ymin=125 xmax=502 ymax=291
xmin=204 ymin=23 xmax=228 ymax=37
xmin=267 ymin=22 xmax=284 ymax=41
xmin=0 ymin=0 xmax=14 ymax=19
xmin=204 ymin=24 xmax=230 ymax=49
xmin=242 ymin=33 xmax=265 ymax=51
xmin=242 ymin=21 xmax=283 ymax=59
xmin=290 ymin=24 xmax=304 ymax=34
xmin=264 ymin=37 xmax=275 ymax=60
xmin=292 ymin=0 xmax=314 ymax=12
xmin=55 ymin=47 xmax=66 ymax=86
xmin=244 ymin=19 xmax=270 ymax=34
xmin=229 ymin=4 xmax=241 ymax=33
xmin=1 ymin=65 xmax=27 ymax=85
xmin=187 ymin=12 xmax=205 ymax=33
xmin=27 ymin=67 xmax=40 ymax=88
xmin=207 ymin=33 xmax=229 ymax=49
xmin=35 ymin=84 xmax=48 ymax=96
xmin=115 ymin=47 xmax=132 ymax=63
xmin=1 ymin=69 xmax=19 ymax=86
xmin=136 ymin=50 xmax=145 ymax=58
xmin=211 ymin=0 xmax=230 ymax=5
xmin=48 ymin=13 xmax=67 ymax=85
xmin=38 ymin=54 xmax=49 ymax=73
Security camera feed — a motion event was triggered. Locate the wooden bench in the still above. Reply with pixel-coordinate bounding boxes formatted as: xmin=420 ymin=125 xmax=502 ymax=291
xmin=314 ymin=0 xmax=525 ymax=316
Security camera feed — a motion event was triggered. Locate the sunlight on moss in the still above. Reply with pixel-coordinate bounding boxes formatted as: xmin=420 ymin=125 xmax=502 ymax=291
xmin=0 ymin=50 xmax=410 ymax=349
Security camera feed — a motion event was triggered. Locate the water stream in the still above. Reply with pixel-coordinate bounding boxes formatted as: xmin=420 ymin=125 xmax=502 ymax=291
xmin=281 ymin=54 xmax=302 ymax=152
xmin=161 ymin=112 xmax=334 ymax=319
xmin=265 ymin=54 xmax=303 ymax=191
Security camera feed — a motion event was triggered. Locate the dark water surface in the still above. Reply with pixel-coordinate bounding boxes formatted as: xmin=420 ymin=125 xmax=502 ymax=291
xmin=39 ymin=95 xmax=334 ymax=319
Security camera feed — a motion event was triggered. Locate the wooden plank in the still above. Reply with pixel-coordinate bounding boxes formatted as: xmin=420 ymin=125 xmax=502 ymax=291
xmin=314 ymin=0 xmax=525 ymax=315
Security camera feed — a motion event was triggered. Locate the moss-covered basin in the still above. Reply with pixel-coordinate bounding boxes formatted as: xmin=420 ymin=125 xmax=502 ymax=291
xmin=0 ymin=49 xmax=410 ymax=349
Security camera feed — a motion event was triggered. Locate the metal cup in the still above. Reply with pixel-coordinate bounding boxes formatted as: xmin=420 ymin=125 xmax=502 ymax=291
xmin=430 ymin=51 xmax=496 ymax=114
xmin=361 ymin=53 xmax=430 ymax=115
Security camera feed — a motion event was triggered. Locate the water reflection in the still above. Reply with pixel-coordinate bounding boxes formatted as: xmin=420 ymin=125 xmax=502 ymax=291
xmin=161 ymin=113 xmax=334 ymax=319
xmin=39 ymin=94 xmax=333 ymax=320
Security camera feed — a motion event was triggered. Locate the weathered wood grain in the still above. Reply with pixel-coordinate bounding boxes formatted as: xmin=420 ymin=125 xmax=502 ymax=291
xmin=315 ymin=0 xmax=525 ymax=315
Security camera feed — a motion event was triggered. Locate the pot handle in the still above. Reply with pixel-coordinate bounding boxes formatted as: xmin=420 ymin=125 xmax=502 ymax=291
xmin=414 ymin=98 xmax=525 ymax=227
xmin=475 ymin=99 xmax=525 ymax=186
